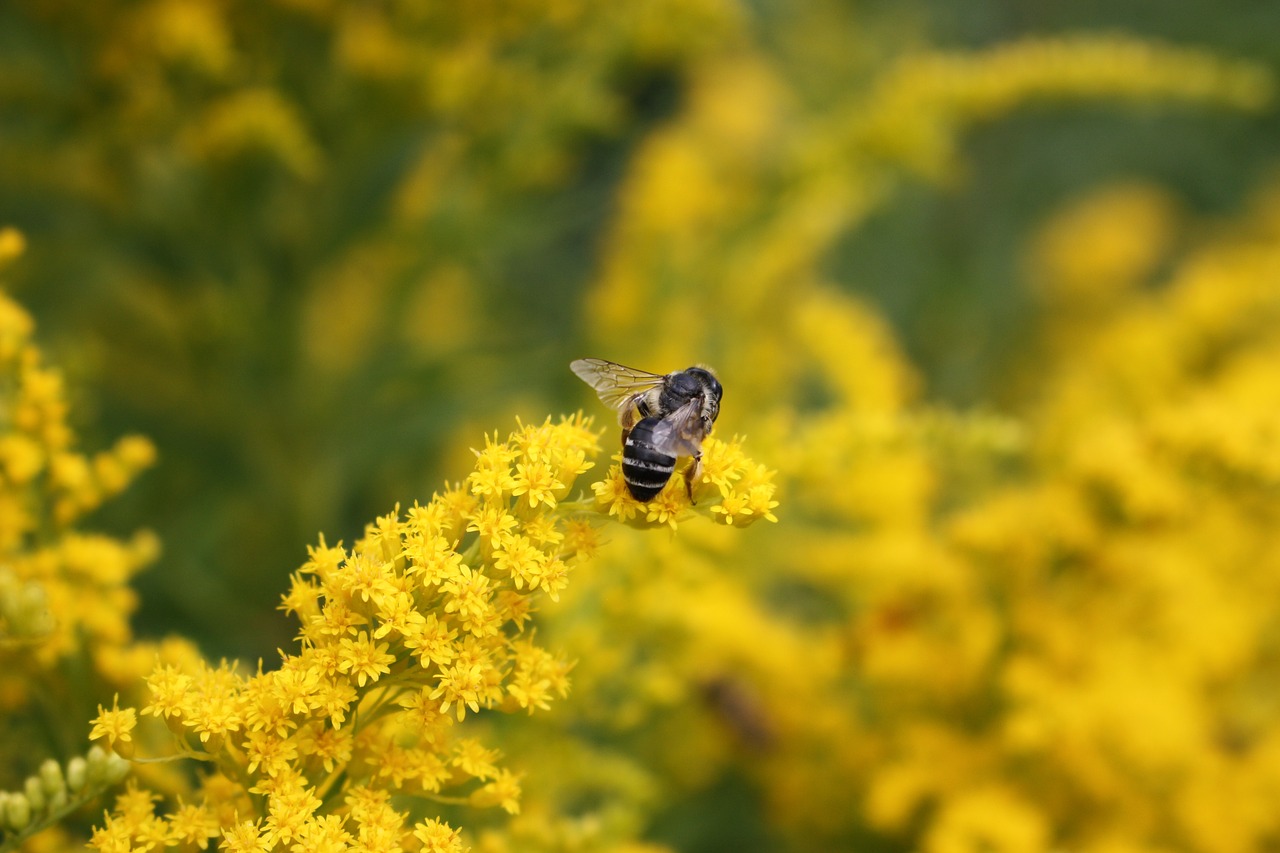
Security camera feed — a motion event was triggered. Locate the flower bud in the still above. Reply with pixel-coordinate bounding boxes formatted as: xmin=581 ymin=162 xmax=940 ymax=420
xmin=65 ymin=756 xmax=87 ymax=793
xmin=104 ymin=751 xmax=131 ymax=784
xmin=22 ymin=776 xmax=44 ymax=814
xmin=4 ymin=792 xmax=31 ymax=831
xmin=85 ymin=746 xmax=110 ymax=786
xmin=39 ymin=759 xmax=66 ymax=799
xmin=45 ymin=788 xmax=68 ymax=813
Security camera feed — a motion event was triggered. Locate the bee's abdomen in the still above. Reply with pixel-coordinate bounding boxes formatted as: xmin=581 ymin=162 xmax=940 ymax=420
xmin=623 ymin=416 xmax=676 ymax=502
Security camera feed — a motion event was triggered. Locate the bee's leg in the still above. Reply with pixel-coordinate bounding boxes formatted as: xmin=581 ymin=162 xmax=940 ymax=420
xmin=684 ymin=454 xmax=703 ymax=504
xmin=619 ymin=404 xmax=640 ymax=445
xmin=620 ymin=404 xmax=641 ymax=446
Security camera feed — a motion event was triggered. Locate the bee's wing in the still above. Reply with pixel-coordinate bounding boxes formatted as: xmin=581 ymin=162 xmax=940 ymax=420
xmin=570 ymin=358 xmax=666 ymax=412
xmin=649 ymin=397 xmax=710 ymax=457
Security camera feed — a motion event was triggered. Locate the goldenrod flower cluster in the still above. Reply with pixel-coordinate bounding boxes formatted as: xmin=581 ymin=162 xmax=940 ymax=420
xmin=545 ymin=23 xmax=1280 ymax=853
xmin=0 ymin=284 xmax=157 ymax=678
xmin=0 ymin=239 xmax=172 ymax=851
xmin=87 ymin=414 xmax=777 ymax=852
xmin=852 ymin=35 xmax=1273 ymax=180
xmin=0 ymin=302 xmax=157 ymax=686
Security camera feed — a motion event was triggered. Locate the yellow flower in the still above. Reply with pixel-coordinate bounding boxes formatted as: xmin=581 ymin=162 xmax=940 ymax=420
xmin=221 ymin=819 xmax=269 ymax=853
xmin=467 ymin=435 xmax=519 ymax=498
xmin=404 ymin=533 xmax=464 ymax=586
xmin=404 ymin=614 xmax=459 ymax=668
xmin=511 ymin=457 xmax=563 ymax=508
xmin=261 ymin=779 xmax=322 ymax=847
xmin=643 ymin=486 xmax=687 ymax=530
xmin=492 ymin=534 xmax=546 ymax=591
xmin=293 ymin=814 xmax=352 ymax=853
xmin=337 ymin=630 xmax=396 ymax=687
xmin=591 ymin=464 xmax=642 ymax=522
xmin=84 ymin=412 xmax=774 ymax=850
xmin=298 ymin=723 xmax=353 ymax=773
xmin=710 ymin=490 xmax=750 ymax=525
xmin=432 ymin=662 xmax=487 ymax=721
xmin=465 ymin=502 xmax=519 ymax=550
xmin=165 ymin=799 xmax=220 ymax=849
xmin=89 ymin=695 xmax=137 ymax=757
xmin=452 ymin=738 xmax=501 ymax=780
xmin=243 ymin=729 xmax=298 ymax=776
xmin=413 ymin=818 xmax=464 ymax=853
xmin=469 ymin=768 xmax=522 ymax=815
xmin=441 ymin=564 xmax=496 ymax=634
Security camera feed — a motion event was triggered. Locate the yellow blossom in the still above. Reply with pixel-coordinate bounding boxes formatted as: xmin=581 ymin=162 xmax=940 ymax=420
xmin=465 ymin=503 xmax=519 ymax=550
xmin=591 ymin=464 xmax=643 ymax=521
xmin=337 ymin=631 xmax=396 ymax=687
xmin=221 ymin=819 xmax=270 ymax=853
xmin=165 ymin=799 xmax=221 ymax=849
xmin=469 ymin=768 xmax=522 ymax=815
xmin=413 ymin=818 xmax=465 ymax=853
xmin=77 ymin=408 xmax=773 ymax=851
xmin=452 ymin=738 xmax=501 ymax=780
xmin=511 ymin=457 xmax=563 ymax=508
xmin=89 ymin=696 xmax=137 ymax=757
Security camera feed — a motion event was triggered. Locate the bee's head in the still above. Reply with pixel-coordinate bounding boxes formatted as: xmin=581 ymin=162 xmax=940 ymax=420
xmin=684 ymin=366 xmax=723 ymax=420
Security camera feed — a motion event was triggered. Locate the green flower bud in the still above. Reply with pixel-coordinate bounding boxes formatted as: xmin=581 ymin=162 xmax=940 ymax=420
xmin=65 ymin=756 xmax=87 ymax=793
xmin=104 ymin=751 xmax=131 ymax=784
xmin=4 ymin=793 xmax=30 ymax=832
xmin=85 ymin=746 xmax=110 ymax=786
xmin=45 ymin=788 xmax=68 ymax=814
xmin=39 ymin=759 xmax=65 ymax=799
xmin=22 ymin=776 xmax=44 ymax=814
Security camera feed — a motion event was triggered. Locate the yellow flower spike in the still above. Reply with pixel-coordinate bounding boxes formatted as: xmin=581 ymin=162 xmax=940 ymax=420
xmin=82 ymin=412 xmax=774 ymax=850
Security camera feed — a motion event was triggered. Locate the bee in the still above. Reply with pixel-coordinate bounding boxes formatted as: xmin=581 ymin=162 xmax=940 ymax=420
xmin=570 ymin=358 xmax=723 ymax=502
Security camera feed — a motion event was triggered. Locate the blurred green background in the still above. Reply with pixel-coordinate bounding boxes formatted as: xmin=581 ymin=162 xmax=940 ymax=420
xmin=0 ymin=0 xmax=1276 ymax=663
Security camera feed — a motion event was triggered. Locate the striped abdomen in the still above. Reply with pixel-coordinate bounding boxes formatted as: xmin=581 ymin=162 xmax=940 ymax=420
xmin=622 ymin=415 xmax=676 ymax=501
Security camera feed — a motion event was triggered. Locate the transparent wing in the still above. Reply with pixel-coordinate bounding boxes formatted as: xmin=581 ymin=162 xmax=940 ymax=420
xmin=570 ymin=358 xmax=666 ymax=412
xmin=649 ymin=397 xmax=710 ymax=457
